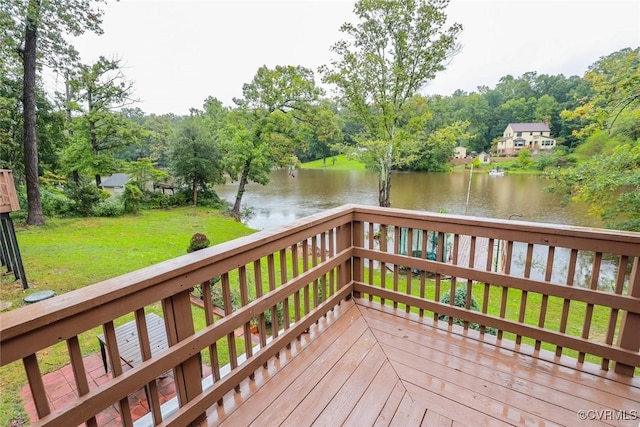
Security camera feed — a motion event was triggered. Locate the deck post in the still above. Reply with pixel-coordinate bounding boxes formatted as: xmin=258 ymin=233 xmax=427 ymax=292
xmin=352 ymin=220 xmax=364 ymax=298
xmin=162 ymin=290 xmax=205 ymax=424
xmin=615 ymin=256 xmax=640 ymax=376
xmin=337 ymin=221 xmax=353 ymax=291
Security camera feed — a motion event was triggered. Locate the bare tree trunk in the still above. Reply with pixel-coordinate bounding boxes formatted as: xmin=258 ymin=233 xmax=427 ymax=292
xmin=232 ymin=159 xmax=252 ymax=219
xmin=22 ymin=0 xmax=44 ymax=226
xmin=192 ymin=175 xmax=198 ymax=207
xmin=65 ymin=77 xmax=80 ymax=184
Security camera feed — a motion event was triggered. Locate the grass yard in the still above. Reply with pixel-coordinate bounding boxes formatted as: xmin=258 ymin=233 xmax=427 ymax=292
xmin=300 ymin=154 xmax=366 ymax=171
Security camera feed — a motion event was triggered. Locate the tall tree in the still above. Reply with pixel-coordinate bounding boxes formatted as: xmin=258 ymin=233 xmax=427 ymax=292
xmin=169 ymin=111 xmax=225 ymax=207
xmin=225 ymin=65 xmax=322 ymax=217
xmin=1 ymin=0 xmax=106 ymax=225
xmin=62 ymin=57 xmax=140 ymax=186
xmin=320 ymin=0 xmax=461 ymax=207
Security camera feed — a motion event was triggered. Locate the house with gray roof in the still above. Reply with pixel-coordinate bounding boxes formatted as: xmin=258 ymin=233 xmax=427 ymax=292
xmin=497 ymin=122 xmax=556 ymax=155
xmin=99 ymin=173 xmax=129 ymax=196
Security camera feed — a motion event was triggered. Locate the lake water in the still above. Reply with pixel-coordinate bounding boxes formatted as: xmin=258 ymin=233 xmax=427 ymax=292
xmin=215 ymin=168 xmax=598 ymax=231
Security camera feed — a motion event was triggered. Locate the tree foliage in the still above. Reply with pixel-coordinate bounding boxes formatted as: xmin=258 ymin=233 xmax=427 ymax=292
xmin=321 ymin=0 xmax=462 ymax=206
xmin=561 ymin=48 xmax=639 ymax=140
xmin=169 ymin=111 xmax=225 ymax=207
xmin=225 ymin=65 xmax=323 ymax=217
xmin=547 ymin=144 xmax=640 ymax=231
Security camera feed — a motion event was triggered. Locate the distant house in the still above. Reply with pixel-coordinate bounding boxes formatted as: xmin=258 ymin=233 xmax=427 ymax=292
xmin=497 ymin=122 xmax=556 ymax=155
xmin=478 ymin=151 xmax=491 ymax=164
xmin=454 ymin=147 xmax=467 ymax=159
xmin=99 ymin=173 xmax=129 ymax=196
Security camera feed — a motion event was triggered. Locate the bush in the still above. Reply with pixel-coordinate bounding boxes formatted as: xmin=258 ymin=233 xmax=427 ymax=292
xmin=40 ymin=186 xmax=72 ymax=217
xmin=187 ymin=232 xmax=210 ymax=253
xmin=123 ymin=182 xmax=143 ymax=214
xmin=92 ymin=199 xmax=124 ymax=217
xmin=65 ymin=181 xmax=108 ymax=217
xmin=144 ymin=192 xmax=171 ymax=209
xmin=439 ymin=287 xmax=497 ymax=335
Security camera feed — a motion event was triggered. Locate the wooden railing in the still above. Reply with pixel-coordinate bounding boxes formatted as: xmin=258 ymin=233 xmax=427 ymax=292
xmin=1 ymin=205 xmax=638 ymax=426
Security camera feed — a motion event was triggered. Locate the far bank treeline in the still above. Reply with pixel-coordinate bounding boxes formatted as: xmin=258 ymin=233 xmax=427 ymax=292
xmin=1 ymin=0 xmax=638 ymax=230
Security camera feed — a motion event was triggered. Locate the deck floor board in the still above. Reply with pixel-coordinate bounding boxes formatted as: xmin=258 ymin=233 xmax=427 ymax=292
xmin=202 ymin=299 xmax=640 ymax=427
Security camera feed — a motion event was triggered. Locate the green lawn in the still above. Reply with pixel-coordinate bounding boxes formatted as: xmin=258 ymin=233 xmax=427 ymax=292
xmin=301 ymin=154 xmax=366 ymax=171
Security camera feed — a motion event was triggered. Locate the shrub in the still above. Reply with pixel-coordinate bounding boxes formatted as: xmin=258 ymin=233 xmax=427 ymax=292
xmin=123 ymin=182 xmax=143 ymax=214
xmin=439 ymin=287 xmax=497 ymax=335
xmin=92 ymin=199 xmax=124 ymax=217
xmin=65 ymin=181 xmax=108 ymax=217
xmin=187 ymin=232 xmax=210 ymax=253
xmin=40 ymin=186 xmax=72 ymax=217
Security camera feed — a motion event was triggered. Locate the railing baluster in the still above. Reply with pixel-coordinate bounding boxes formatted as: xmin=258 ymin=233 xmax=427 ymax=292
xmin=380 ymin=224 xmax=387 ymax=305
xmin=406 ymin=227 xmax=413 ymax=313
xmin=311 ymin=235 xmax=319 ymax=309
xmin=556 ymin=248 xmax=578 ymax=357
xmin=102 ymin=320 xmax=134 ymax=425
xmin=253 ymin=259 xmax=268 ymax=367
xmin=221 ymin=273 xmax=239 ymax=389
xmin=133 ymin=309 xmax=162 ymax=424
xmin=320 ymin=232 xmax=327 ymax=304
xmin=302 ymin=240 xmax=310 ymax=315
xmin=279 ymin=249 xmax=291 ymax=338
xmin=464 ymin=236 xmax=476 ymax=331
xmin=449 ymin=234 xmax=460 ymax=326
xmin=328 ymin=228 xmax=335 ymax=296
xmin=393 ymin=226 xmax=400 ymax=309
xmin=418 ymin=229 xmax=427 ymax=317
xmin=291 ymin=243 xmax=301 ymax=326
xmin=23 ymin=353 xmax=50 ymax=419
xmin=433 ymin=231 xmax=444 ymax=322
xmin=516 ymin=243 xmax=534 ymax=345
xmin=579 ymin=251 xmax=602 ymax=363
xmin=267 ymin=254 xmax=279 ymax=341
xmin=603 ymin=255 xmax=628 ymax=370
xmin=481 ymin=239 xmax=495 ymax=336
xmin=368 ymin=222 xmax=374 ymax=301
xmin=497 ymin=240 xmax=513 ymax=341
xmin=535 ymin=246 xmax=555 ymax=351
xmin=202 ymin=280 xmax=221 ymax=384
xmin=238 ymin=265 xmax=255 ymax=379
xmin=615 ymin=257 xmax=640 ymax=375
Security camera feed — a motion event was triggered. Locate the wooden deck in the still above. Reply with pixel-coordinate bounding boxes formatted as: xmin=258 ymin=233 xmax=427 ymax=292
xmin=203 ymin=299 xmax=640 ymax=427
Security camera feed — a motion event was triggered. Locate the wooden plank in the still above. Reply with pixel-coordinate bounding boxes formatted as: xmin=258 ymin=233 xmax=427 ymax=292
xmin=422 ymin=410 xmax=453 ymax=427
xmin=373 ymin=381 xmax=406 ymax=427
xmin=360 ymin=305 xmax=640 ymax=407
xmin=402 ymin=380 xmax=511 ymax=427
xmin=382 ymin=340 xmax=601 ymax=426
xmin=343 ymin=362 xmax=401 ymax=426
xmin=270 ymin=329 xmax=378 ymax=426
xmin=311 ymin=345 xmax=387 ymax=426
xmin=217 ymin=302 xmax=362 ymax=426
xmin=388 ymin=392 xmax=422 ymax=427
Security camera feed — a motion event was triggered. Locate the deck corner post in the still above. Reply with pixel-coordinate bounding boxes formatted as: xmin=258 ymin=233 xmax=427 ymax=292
xmin=337 ymin=221 xmax=353 ymax=292
xmin=352 ymin=219 xmax=364 ymax=299
xmin=614 ymin=257 xmax=640 ymax=376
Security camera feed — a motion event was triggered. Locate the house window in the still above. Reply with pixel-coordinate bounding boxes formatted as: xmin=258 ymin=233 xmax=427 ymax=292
xmin=514 ymin=141 xmax=525 ymax=147
xmin=530 ymin=132 xmax=533 ymax=135
xmin=516 ymin=132 xmax=522 ymax=137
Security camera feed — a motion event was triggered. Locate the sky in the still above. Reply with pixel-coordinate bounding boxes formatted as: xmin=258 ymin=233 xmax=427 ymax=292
xmin=52 ymin=0 xmax=640 ymax=115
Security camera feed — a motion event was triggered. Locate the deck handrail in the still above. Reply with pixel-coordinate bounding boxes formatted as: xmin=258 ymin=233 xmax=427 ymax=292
xmin=1 ymin=204 xmax=638 ymax=426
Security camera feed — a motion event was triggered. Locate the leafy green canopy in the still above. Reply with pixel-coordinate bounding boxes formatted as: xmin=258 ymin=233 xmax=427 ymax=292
xmin=321 ymin=0 xmax=462 ymax=206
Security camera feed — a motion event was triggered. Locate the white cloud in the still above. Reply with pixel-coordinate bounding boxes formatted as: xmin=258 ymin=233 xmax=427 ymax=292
xmin=55 ymin=0 xmax=639 ymax=114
